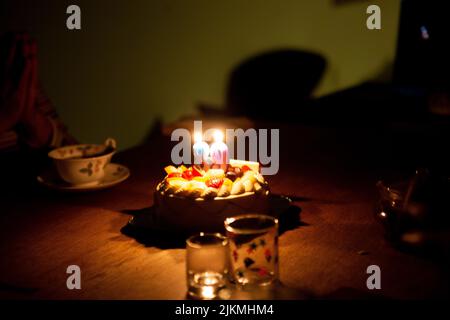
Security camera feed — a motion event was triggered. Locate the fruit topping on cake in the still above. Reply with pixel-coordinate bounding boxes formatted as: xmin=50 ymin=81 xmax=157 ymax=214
xmin=157 ymin=160 xmax=268 ymax=199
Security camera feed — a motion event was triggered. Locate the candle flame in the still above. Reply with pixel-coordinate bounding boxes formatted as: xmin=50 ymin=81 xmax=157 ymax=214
xmin=201 ymin=286 xmax=215 ymax=299
xmin=213 ymin=130 xmax=224 ymax=143
xmin=194 ymin=132 xmax=203 ymax=143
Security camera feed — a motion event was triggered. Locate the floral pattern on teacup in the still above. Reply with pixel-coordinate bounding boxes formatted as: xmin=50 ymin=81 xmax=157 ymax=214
xmin=79 ymin=162 xmax=94 ymax=176
xmin=79 ymin=159 xmax=106 ymax=176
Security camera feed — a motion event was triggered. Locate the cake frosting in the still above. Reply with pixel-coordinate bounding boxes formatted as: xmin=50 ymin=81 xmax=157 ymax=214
xmin=154 ymin=160 xmax=271 ymax=231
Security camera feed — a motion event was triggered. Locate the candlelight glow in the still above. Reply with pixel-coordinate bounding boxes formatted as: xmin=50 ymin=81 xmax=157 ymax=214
xmin=200 ymin=286 xmax=215 ymax=299
xmin=213 ymin=130 xmax=224 ymax=143
xmin=194 ymin=132 xmax=203 ymax=143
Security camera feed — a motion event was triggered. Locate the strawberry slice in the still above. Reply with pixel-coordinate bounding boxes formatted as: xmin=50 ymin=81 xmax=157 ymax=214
xmin=206 ymin=177 xmax=223 ymax=189
xmin=182 ymin=168 xmax=194 ymax=180
xmin=167 ymin=172 xmax=182 ymax=178
xmin=191 ymin=166 xmax=203 ymax=177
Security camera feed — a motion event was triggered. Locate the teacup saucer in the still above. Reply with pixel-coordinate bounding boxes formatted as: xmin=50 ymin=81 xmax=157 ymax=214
xmin=37 ymin=163 xmax=130 ymax=192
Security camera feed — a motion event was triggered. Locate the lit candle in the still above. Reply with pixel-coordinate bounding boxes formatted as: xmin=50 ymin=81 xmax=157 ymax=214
xmin=192 ymin=132 xmax=210 ymax=165
xmin=210 ymin=130 xmax=228 ymax=166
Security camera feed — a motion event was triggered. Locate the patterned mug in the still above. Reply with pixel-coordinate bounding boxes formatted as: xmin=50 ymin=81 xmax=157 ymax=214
xmin=225 ymin=214 xmax=279 ymax=287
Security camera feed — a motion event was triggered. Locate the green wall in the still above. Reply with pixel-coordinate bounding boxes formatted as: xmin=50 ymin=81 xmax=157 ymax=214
xmin=1 ymin=0 xmax=401 ymax=150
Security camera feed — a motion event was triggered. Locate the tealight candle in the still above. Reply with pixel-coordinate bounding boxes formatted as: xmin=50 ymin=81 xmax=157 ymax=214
xmin=192 ymin=132 xmax=210 ymax=165
xmin=210 ymin=130 xmax=228 ymax=165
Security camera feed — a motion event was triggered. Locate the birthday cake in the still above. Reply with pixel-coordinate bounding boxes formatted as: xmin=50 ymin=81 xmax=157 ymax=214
xmin=154 ymin=159 xmax=271 ymax=231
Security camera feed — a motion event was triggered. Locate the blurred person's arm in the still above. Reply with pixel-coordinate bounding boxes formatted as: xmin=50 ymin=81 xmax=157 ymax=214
xmin=0 ymin=32 xmax=76 ymax=152
xmin=0 ymin=33 xmax=31 ymax=133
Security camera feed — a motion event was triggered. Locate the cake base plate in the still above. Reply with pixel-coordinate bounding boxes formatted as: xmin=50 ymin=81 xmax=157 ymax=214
xmin=123 ymin=194 xmax=298 ymax=244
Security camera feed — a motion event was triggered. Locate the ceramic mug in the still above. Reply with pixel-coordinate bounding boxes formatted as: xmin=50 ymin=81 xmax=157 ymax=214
xmin=48 ymin=138 xmax=117 ymax=186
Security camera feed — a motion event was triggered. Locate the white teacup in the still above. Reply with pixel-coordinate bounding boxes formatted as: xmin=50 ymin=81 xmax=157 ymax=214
xmin=48 ymin=138 xmax=117 ymax=186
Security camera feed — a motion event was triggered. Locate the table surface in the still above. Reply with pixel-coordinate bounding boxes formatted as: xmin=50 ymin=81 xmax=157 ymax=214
xmin=1 ymin=123 xmax=449 ymax=299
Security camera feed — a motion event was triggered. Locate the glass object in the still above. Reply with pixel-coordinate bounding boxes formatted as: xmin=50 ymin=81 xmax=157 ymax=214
xmin=376 ymin=170 xmax=450 ymax=250
xmin=376 ymin=179 xmax=409 ymax=240
xmin=186 ymin=232 xmax=228 ymax=299
xmin=225 ymin=214 xmax=279 ymax=287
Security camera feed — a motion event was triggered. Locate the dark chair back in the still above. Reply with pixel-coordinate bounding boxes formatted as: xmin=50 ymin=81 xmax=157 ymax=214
xmin=226 ymin=49 xmax=326 ymax=120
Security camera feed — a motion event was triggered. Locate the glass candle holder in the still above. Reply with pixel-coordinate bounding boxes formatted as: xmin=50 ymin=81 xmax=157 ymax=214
xmin=225 ymin=214 xmax=279 ymax=287
xmin=186 ymin=232 xmax=229 ymax=299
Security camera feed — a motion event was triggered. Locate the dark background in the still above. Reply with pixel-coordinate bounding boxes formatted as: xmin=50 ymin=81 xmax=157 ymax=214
xmin=0 ymin=0 xmax=401 ymax=149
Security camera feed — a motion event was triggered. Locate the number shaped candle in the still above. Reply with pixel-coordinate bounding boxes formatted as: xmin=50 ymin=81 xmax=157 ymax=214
xmin=192 ymin=132 xmax=210 ymax=165
xmin=210 ymin=130 xmax=228 ymax=165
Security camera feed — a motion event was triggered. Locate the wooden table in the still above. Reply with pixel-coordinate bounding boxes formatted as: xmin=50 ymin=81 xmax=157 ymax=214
xmin=1 ymin=123 xmax=449 ymax=299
